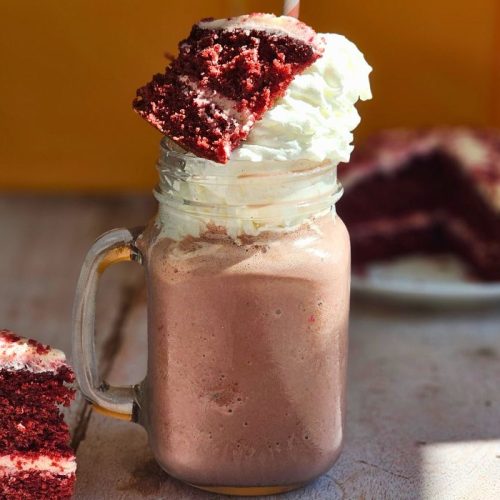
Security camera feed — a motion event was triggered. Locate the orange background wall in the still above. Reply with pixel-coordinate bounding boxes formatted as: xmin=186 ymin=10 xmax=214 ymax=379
xmin=1 ymin=0 xmax=499 ymax=192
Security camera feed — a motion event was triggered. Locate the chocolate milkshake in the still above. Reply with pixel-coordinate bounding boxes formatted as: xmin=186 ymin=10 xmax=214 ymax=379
xmin=73 ymin=12 xmax=372 ymax=496
xmin=141 ymin=214 xmax=350 ymax=490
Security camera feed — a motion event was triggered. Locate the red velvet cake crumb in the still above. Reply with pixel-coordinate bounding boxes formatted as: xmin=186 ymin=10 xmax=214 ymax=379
xmin=1 ymin=470 xmax=75 ymax=500
xmin=133 ymin=13 xmax=324 ymax=163
xmin=27 ymin=339 xmax=50 ymax=355
xmin=1 ymin=331 xmax=21 ymax=344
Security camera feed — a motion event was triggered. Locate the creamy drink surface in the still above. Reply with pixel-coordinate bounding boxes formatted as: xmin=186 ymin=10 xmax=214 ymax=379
xmin=139 ymin=214 xmax=350 ymax=486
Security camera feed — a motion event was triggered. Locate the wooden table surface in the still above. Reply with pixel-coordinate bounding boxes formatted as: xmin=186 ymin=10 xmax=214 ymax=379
xmin=1 ymin=195 xmax=500 ymax=500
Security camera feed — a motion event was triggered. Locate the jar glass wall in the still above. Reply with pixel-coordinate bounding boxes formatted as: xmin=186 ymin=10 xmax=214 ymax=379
xmin=135 ymin=140 xmax=351 ymax=494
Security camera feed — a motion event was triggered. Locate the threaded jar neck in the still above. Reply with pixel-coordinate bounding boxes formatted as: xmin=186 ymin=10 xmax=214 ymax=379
xmin=154 ymin=138 xmax=343 ymax=240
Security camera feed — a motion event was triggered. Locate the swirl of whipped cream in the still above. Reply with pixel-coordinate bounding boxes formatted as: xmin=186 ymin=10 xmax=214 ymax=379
xmin=231 ymin=33 xmax=372 ymax=164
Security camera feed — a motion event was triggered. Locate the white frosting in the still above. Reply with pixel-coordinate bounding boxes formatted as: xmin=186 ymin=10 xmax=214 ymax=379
xmin=447 ymin=133 xmax=500 ymax=211
xmin=0 ymin=454 xmax=76 ymax=476
xmin=231 ymin=33 xmax=372 ymax=163
xmin=449 ymin=134 xmax=490 ymax=165
xmin=0 ymin=331 xmax=67 ymax=373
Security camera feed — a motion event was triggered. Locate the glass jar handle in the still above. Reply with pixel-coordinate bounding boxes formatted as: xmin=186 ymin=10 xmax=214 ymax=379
xmin=72 ymin=227 xmax=144 ymax=421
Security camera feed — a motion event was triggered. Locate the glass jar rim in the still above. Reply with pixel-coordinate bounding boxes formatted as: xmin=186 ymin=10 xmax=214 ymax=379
xmin=157 ymin=137 xmax=340 ymax=181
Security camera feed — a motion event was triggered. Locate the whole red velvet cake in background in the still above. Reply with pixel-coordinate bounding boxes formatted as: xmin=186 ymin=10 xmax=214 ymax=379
xmin=133 ymin=13 xmax=325 ymax=163
xmin=339 ymin=128 xmax=500 ymax=281
xmin=0 ymin=330 xmax=76 ymax=499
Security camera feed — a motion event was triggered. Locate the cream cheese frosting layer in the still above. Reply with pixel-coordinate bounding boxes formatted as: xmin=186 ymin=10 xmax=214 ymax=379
xmin=0 ymin=453 xmax=76 ymax=476
xmin=0 ymin=330 xmax=67 ymax=373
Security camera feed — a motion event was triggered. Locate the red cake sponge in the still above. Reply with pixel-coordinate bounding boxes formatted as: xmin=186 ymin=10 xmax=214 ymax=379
xmin=133 ymin=13 xmax=324 ymax=163
xmin=0 ymin=330 xmax=76 ymax=499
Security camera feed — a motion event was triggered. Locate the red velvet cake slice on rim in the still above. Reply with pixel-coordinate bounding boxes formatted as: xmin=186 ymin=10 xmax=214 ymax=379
xmin=133 ymin=13 xmax=325 ymax=163
xmin=0 ymin=330 xmax=76 ymax=499
xmin=339 ymin=128 xmax=500 ymax=281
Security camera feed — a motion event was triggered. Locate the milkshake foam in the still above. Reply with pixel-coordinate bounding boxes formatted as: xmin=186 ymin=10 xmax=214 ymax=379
xmin=141 ymin=214 xmax=350 ymax=487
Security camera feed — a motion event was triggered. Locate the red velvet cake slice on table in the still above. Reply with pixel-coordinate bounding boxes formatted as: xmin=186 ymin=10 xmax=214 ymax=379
xmin=133 ymin=13 xmax=324 ymax=163
xmin=339 ymin=128 xmax=500 ymax=281
xmin=0 ymin=330 xmax=76 ymax=499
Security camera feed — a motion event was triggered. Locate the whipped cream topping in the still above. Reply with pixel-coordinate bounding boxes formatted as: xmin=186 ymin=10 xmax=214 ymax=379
xmin=156 ymin=150 xmax=342 ymax=240
xmin=0 ymin=330 xmax=67 ymax=373
xmin=231 ymin=33 xmax=372 ymax=163
xmin=154 ymin=30 xmax=371 ymax=240
xmin=0 ymin=454 xmax=76 ymax=476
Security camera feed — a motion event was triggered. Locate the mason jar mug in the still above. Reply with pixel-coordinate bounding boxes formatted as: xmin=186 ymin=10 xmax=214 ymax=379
xmin=72 ymin=139 xmax=350 ymax=496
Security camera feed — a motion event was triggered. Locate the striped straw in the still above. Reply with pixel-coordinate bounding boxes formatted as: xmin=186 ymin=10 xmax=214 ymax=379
xmin=283 ymin=0 xmax=300 ymax=18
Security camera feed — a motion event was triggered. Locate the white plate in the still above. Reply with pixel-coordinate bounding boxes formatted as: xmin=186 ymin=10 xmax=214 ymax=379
xmin=351 ymin=255 xmax=500 ymax=306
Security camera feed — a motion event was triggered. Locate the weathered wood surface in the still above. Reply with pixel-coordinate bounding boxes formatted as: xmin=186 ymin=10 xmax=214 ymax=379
xmin=1 ymin=195 xmax=500 ymax=499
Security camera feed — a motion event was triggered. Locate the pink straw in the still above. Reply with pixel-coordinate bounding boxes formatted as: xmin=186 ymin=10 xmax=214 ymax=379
xmin=283 ymin=0 xmax=300 ymax=18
